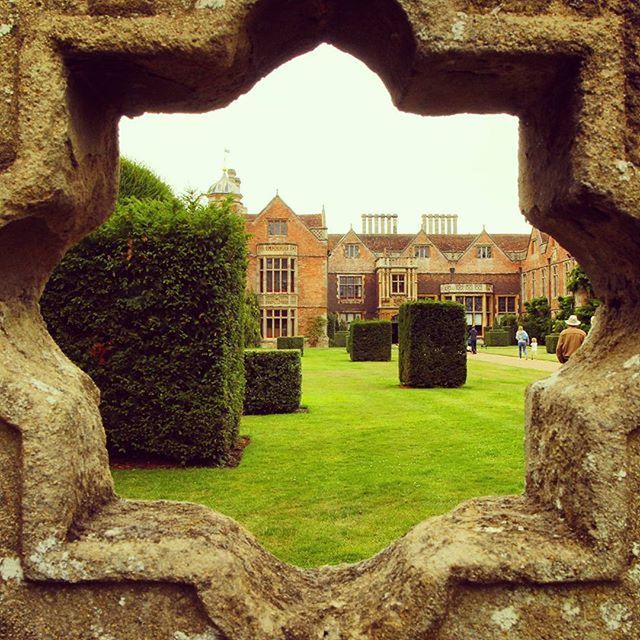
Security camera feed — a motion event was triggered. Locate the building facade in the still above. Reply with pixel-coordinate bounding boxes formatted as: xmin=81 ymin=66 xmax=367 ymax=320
xmin=328 ymin=214 xmax=530 ymax=336
xmin=208 ymin=170 xmax=576 ymax=341
xmin=520 ymin=228 xmax=577 ymax=313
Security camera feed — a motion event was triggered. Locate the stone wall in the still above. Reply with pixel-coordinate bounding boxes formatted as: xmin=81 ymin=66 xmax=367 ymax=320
xmin=1 ymin=1 xmax=640 ymax=637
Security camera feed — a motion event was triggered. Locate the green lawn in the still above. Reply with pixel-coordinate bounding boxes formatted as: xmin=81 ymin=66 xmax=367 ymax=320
xmin=482 ymin=344 xmax=558 ymax=362
xmin=112 ymin=348 xmax=547 ymax=568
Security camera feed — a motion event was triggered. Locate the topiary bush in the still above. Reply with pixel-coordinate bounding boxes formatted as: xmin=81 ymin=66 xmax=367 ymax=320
xmin=277 ymin=336 xmax=304 ymax=355
xmin=349 ymin=320 xmax=392 ymax=362
xmin=398 ymin=300 xmax=466 ymax=388
xmin=243 ymin=349 xmax=301 ymax=414
xmin=118 ymin=157 xmax=175 ymax=203
xmin=243 ymin=290 xmax=262 ymax=348
xmin=498 ymin=313 xmax=518 ymax=344
xmin=484 ymin=329 xmax=510 ymax=346
xmin=545 ymin=333 xmax=561 ymax=354
xmin=333 ymin=330 xmax=348 ymax=348
xmin=41 ymin=197 xmax=247 ymax=466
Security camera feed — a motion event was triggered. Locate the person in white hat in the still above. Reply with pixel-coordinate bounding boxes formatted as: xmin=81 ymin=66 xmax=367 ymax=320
xmin=555 ymin=315 xmax=586 ymax=364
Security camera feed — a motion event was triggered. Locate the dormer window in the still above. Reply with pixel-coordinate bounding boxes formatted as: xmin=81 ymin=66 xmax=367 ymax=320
xmin=477 ymin=245 xmax=492 ymax=259
xmin=414 ymin=245 xmax=430 ymax=258
xmin=268 ymin=219 xmax=287 ymax=236
xmin=345 ymin=244 xmax=360 ymax=258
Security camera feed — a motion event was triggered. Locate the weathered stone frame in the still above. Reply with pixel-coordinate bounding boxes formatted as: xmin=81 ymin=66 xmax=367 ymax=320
xmin=1 ymin=1 xmax=640 ymax=637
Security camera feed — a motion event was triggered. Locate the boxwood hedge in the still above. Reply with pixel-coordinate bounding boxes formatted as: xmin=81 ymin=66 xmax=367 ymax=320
xmin=349 ymin=320 xmax=392 ymax=362
xmin=398 ymin=300 xmax=467 ymax=388
xmin=277 ymin=336 xmax=304 ymax=355
xmin=333 ymin=330 xmax=348 ymax=348
xmin=41 ymin=197 xmax=247 ymax=466
xmin=243 ymin=350 xmax=301 ymax=414
xmin=545 ymin=333 xmax=561 ymax=354
xmin=484 ymin=329 xmax=510 ymax=347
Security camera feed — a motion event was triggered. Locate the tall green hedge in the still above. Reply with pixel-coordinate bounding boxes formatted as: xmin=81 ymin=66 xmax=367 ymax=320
xmin=243 ymin=350 xmax=301 ymax=414
xmin=41 ymin=198 xmax=247 ymax=466
xmin=333 ymin=330 xmax=348 ymax=348
xmin=484 ymin=329 xmax=510 ymax=347
xmin=277 ymin=336 xmax=304 ymax=355
xmin=398 ymin=300 xmax=467 ymax=388
xmin=349 ymin=320 xmax=392 ymax=362
xmin=545 ymin=333 xmax=561 ymax=354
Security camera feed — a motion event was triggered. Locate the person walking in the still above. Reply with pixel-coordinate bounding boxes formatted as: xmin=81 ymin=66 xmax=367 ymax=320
xmin=468 ymin=326 xmax=478 ymax=354
xmin=529 ymin=337 xmax=538 ymax=359
xmin=516 ymin=325 xmax=529 ymax=359
xmin=556 ymin=315 xmax=587 ymax=364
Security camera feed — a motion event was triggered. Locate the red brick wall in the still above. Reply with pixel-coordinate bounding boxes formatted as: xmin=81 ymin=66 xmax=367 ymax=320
xmin=245 ymin=197 xmax=327 ymax=339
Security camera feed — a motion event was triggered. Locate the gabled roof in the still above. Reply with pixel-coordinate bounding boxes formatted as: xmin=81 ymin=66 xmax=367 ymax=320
xmin=244 ymin=195 xmax=325 ymax=233
xmin=358 ymin=234 xmax=416 ymax=254
xmin=244 ymin=195 xmax=326 ymax=238
xmin=329 ymin=230 xmax=529 ymax=260
xmin=297 ymin=213 xmax=325 ymax=229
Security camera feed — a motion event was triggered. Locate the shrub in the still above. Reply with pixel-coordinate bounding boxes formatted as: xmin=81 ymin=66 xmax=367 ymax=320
xmin=243 ymin=350 xmax=301 ymax=414
xmin=277 ymin=336 xmax=304 ymax=355
xmin=333 ymin=330 xmax=348 ymax=348
xmin=522 ymin=296 xmax=552 ymax=345
xmin=484 ymin=329 xmax=510 ymax=347
xmin=498 ymin=313 xmax=518 ymax=344
xmin=545 ymin=333 xmax=561 ymax=354
xmin=575 ymin=298 xmax=601 ymax=332
xmin=307 ymin=315 xmax=327 ymax=347
xmin=349 ymin=320 xmax=392 ymax=362
xmin=118 ymin=157 xmax=175 ymax=203
xmin=398 ymin=300 xmax=466 ymax=388
xmin=41 ymin=198 xmax=246 ymax=466
xmin=327 ymin=312 xmax=338 ymax=340
xmin=243 ymin=290 xmax=262 ymax=348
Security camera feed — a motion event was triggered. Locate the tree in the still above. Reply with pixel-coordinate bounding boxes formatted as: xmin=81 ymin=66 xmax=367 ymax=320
xmin=522 ymin=296 xmax=552 ymax=345
xmin=307 ymin=315 xmax=327 ymax=347
xmin=243 ymin=290 xmax=262 ymax=348
xmin=566 ymin=265 xmax=595 ymax=297
xmin=118 ymin=157 xmax=175 ymax=204
xmin=327 ymin=312 xmax=338 ymax=340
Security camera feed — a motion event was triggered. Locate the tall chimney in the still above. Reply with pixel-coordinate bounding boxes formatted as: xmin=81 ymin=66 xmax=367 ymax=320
xmin=454 ymin=215 xmax=458 ymax=234
xmin=393 ymin=215 xmax=398 ymax=234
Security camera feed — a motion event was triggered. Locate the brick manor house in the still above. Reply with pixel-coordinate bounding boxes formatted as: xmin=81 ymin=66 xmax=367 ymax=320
xmin=207 ymin=169 xmax=576 ymax=342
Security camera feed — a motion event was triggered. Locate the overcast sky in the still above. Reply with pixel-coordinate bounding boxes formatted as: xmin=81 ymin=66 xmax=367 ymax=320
xmin=119 ymin=44 xmax=529 ymax=236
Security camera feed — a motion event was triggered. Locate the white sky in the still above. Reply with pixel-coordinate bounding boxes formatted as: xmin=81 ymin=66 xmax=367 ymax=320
xmin=119 ymin=43 xmax=530 ymax=236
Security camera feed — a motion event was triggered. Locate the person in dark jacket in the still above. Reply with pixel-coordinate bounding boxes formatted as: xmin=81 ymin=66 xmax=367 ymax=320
xmin=468 ymin=326 xmax=478 ymax=354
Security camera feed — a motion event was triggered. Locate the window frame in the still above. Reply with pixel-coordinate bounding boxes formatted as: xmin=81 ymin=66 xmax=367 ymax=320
xmin=344 ymin=244 xmax=360 ymax=259
xmin=338 ymin=275 xmax=364 ymax=301
xmin=390 ymin=273 xmax=406 ymax=295
xmin=259 ymin=256 xmax=296 ymax=294
xmin=267 ymin=219 xmax=287 ymax=236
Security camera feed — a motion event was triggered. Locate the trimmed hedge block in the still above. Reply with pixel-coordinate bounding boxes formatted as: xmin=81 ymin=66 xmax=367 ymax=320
xmin=399 ymin=300 xmax=467 ymax=388
xmin=349 ymin=320 xmax=392 ymax=362
xmin=41 ymin=199 xmax=246 ymax=466
xmin=333 ymin=330 xmax=348 ymax=348
xmin=243 ymin=349 xmax=301 ymax=414
xmin=277 ymin=336 xmax=304 ymax=355
xmin=484 ymin=329 xmax=511 ymax=347
xmin=545 ymin=333 xmax=561 ymax=354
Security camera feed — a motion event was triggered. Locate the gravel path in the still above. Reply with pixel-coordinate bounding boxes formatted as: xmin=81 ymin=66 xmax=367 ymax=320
xmin=470 ymin=351 xmax=561 ymax=372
